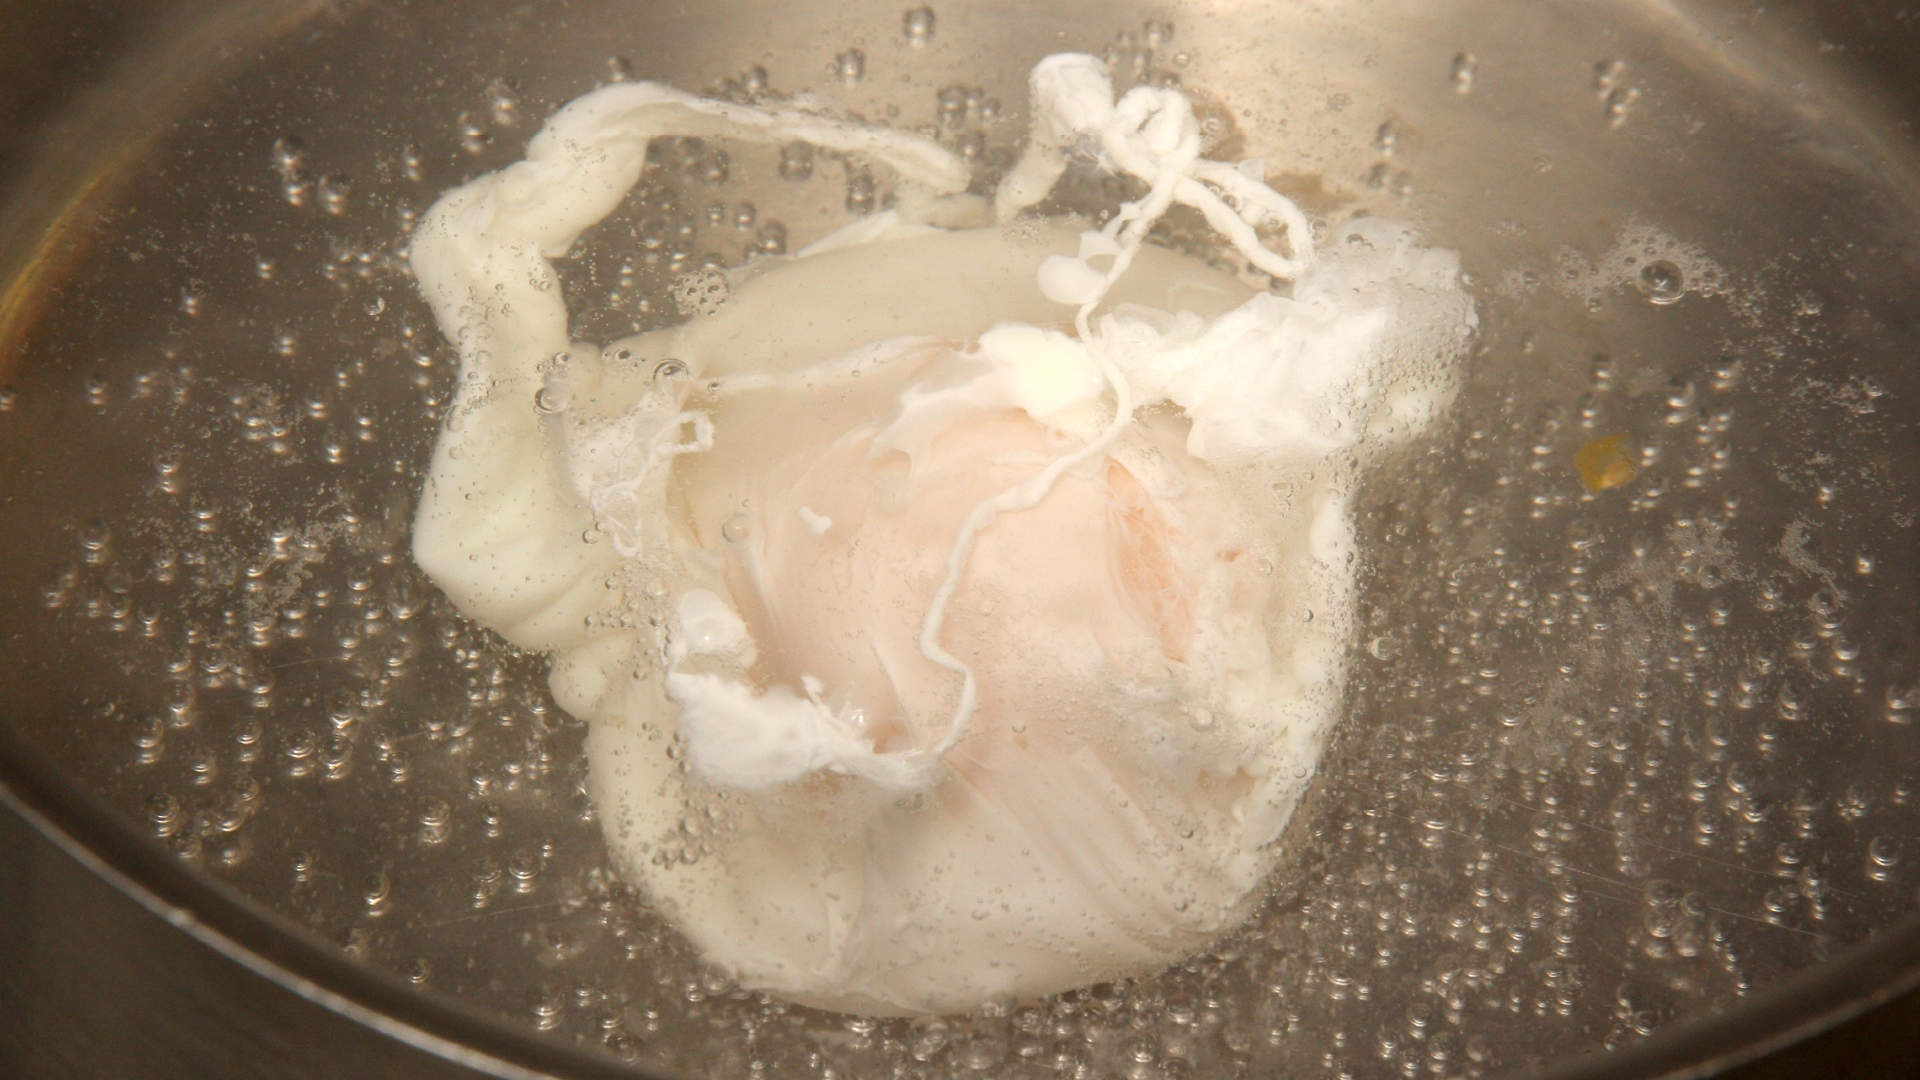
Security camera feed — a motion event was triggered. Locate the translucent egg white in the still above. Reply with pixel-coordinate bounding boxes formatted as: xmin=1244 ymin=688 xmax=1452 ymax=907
xmin=407 ymin=52 xmax=1474 ymax=1015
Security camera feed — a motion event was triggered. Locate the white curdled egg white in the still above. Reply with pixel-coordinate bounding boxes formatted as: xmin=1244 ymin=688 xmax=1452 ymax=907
xmin=407 ymin=52 xmax=1475 ymax=1015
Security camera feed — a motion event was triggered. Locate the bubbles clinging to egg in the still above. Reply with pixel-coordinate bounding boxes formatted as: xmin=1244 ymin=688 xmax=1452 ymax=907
xmin=669 ymin=267 xmax=730 ymax=316
xmin=401 ymin=46 xmax=1476 ymax=1015
xmin=1637 ymin=259 xmax=1687 ymax=304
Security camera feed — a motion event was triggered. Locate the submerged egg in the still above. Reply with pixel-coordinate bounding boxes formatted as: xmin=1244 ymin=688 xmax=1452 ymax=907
xmin=407 ymin=52 xmax=1473 ymax=1014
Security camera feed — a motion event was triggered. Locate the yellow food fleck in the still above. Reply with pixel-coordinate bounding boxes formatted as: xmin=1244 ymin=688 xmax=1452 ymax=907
xmin=1574 ymin=434 xmax=1638 ymax=492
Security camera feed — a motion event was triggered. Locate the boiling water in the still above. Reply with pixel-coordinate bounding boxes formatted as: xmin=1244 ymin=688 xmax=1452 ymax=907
xmin=3 ymin=1 xmax=1919 ymax=1078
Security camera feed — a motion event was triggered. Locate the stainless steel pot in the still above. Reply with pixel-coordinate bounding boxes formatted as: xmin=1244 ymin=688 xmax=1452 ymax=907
xmin=3 ymin=2 xmax=1919 ymax=1078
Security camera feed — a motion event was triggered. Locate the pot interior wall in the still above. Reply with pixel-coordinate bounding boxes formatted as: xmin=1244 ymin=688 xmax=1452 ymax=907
xmin=1 ymin=1 xmax=1918 ymax=1078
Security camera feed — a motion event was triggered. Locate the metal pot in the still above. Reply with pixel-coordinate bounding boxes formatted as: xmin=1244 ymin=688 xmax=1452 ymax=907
xmin=3 ymin=1 xmax=1919 ymax=1077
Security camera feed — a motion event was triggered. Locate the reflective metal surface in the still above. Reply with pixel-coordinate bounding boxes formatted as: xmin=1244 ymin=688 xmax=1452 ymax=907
xmin=3 ymin=1 xmax=1920 ymax=1078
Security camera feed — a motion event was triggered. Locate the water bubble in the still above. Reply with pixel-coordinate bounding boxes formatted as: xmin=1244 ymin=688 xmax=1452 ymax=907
xmin=669 ymin=135 xmax=706 ymax=169
xmin=606 ymin=56 xmax=636 ymax=83
xmin=362 ymin=869 xmax=392 ymax=914
xmin=470 ymin=856 xmax=504 ymax=907
xmin=147 ymin=793 xmax=183 ymax=837
xmin=1886 ymin=680 xmax=1916 ymax=724
xmin=487 ymin=78 xmax=522 ymax=127
xmin=741 ymin=65 xmax=770 ymax=96
xmin=754 ymin=220 xmax=788 ymax=256
xmin=1451 ymin=53 xmax=1478 ymax=94
xmin=458 ymin=111 xmax=490 ymax=154
xmin=846 ymin=168 xmax=877 ymax=212
xmin=1708 ymin=596 xmax=1733 ymax=627
xmin=388 ymin=579 xmax=424 ymax=622
xmin=1888 ymin=680 xmax=1918 ymax=712
xmin=1593 ymin=59 xmax=1626 ymax=93
xmin=1365 ymin=162 xmax=1412 ymax=195
xmin=1637 ymin=260 xmax=1686 ymax=305
xmin=77 ymin=518 xmax=112 ymax=553
xmin=245 ymin=614 xmax=278 ymax=649
xmin=509 ymin=850 xmax=541 ymax=893
xmin=605 ymin=1031 xmax=644 ymax=1062
xmin=1831 ymin=789 xmax=1869 ymax=829
xmin=1605 ymin=85 xmax=1641 ymax=127
xmin=189 ymin=747 xmax=219 ymax=786
xmin=653 ymin=358 xmax=689 ymax=384
xmin=903 ymin=6 xmax=936 ymax=46
xmin=1868 ymin=837 xmax=1900 ymax=883
xmin=157 ymin=682 xmax=194 ymax=729
xmin=534 ymin=380 xmax=572 ymax=415
xmin=271 ymin=135 xmax=306 ymax=177
xmin=1808 ymin=587 xmax=1844 ymax=624
xmin=530 ymin=984 xmax=566 ymax=1029
xmin=0 ymin=386 xmax=17 ymax=412
xmin=1756 ymin=577 xmax=1787 ymax=613
xmin=419 ymin=797 xmax=452 ymax=844
xmin=1660 ymin=380 xmax=1697 ymax=423
xmin=234 ymin=716 xmax=262 ymax=758
xmin=1374 ymin=120 xmax=1399 ymax=155
xmin=321 ymin=732 xmax=353 ymax=779
xmin=910 ymin=1020 xmax=951 ymax=1061
xmin=835 ymin=48 xmax=867 ymax=84
xmin=318 ymin=173 xmax=352 ymax=215
xmin=778 ymin=141 xmax=815 ymax=181
xmin=937 ymin=84 xmax=968 ymax=126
